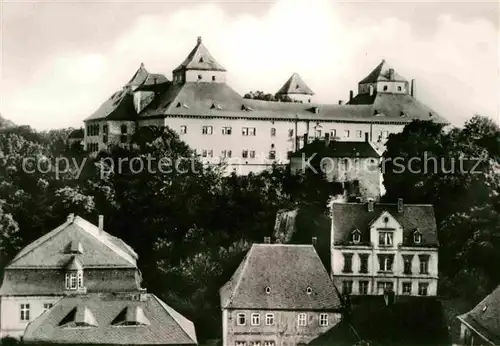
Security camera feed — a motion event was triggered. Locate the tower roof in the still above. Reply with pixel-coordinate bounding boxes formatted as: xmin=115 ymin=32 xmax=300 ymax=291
xmin=359 ymin=59 xmax=408 ymax=84
xmin=276 ymin=73 xmax=314 ymax=96
xmin=126 ymin=63 xmax=150 ymax=87
xmin=173 ymin=36 xmax=226 ymax=72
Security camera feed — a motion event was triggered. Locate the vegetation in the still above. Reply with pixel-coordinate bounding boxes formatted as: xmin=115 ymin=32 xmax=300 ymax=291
xmin=243 ymin=90 xmax=303 ymax=103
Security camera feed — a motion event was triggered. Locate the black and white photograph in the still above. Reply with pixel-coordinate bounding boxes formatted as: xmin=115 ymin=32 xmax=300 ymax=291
xmin=0 ymin=0 xmax=499 ymax=345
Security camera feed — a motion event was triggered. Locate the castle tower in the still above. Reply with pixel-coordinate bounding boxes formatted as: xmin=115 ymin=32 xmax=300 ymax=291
xmin=172 ymin=36 xmax=227 ymax=84
xmin=276 ymin=72 xmax=314 ymax=103
xmin=357 ymin=60 xmax=410 ymax=96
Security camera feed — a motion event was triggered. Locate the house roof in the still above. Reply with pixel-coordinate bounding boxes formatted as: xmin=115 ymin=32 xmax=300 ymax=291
xmin=291 ymin=140 xmax=381 ymax=158
xmin=276 ymin=73 xmax=314 ymax=96
xmin=67 ymin=128 xmax=84 ymax=139
xmin=332 ymin=202 xmax=438 ymax=246
xmin=126 ymin=63 xmax=150 ymax=87
xmin=219 ymin=244 xmax=341 ymax=310
xmin=173 ymin=36 xmax=226 ymax=72
xmin=359 ymin=60 xmax=408 ymax=84
xmin=457 ymin=285 xmax=500 ymax=345
xmin=23 ymin=293 xmax=198 ymax=345
xmin=309 ymin=295 xmax=451 ymax=346
xmin=4 ymin=215 xmax=137 ymax=269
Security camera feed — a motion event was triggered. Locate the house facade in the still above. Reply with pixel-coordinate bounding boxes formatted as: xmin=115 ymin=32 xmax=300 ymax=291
xmin=330 ymin=199 xmax=439 ymax=297
xmin=219 ymin=243 xmax=343 ymax=346
xmin=0 ymin=214 xmax=197 ymax=345
xmin=83 ymin=36 xmax=447 ymax=174
xmin=457 ymin=285 xmax=500 ymax=346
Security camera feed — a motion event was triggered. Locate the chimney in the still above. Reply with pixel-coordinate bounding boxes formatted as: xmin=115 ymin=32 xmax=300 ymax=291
xmin=312 ymin=237 xmax=318 ymax=245
xmin=384 ymin=290 xmax=395 ymax=306
xmin=197 ymin=36 xmax=202 ymax=44
xmin=349 ymin=90 xmax=354 ymax=102
xmin=369 ymin=85 xmax=374 ymax=96
xmin=388 ymin=68 xmax=395 ymax=81
xmin=338 ymin=100 xmax=343 ymax=105
xmin=411 ymin=79 xmax=416 ymax=97
xmin=98 ymin=215 xmax=104 ymax=233
xmin=397 ymin=198 xmax=403 ymax=213
xmin=67 ymin=214 xmax=75 ymax=223
xmin=264 ymin=236 xmax=271 ymax=244
xmin=367 ymin=199 xmax=374 ymax=212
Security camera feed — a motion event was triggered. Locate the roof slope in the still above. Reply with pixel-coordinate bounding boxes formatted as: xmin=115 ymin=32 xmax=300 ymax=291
xmin=309 ymin=296 xmax=451 ymax=346
xmin=23 ymin=293 xmax=197 ymax=345
xmin=6 ymin=215 xmax=137 ymax=269
xmin=458 ymin=285 xmax=500 ymax=345
xmin=220 ymin=244 xmax=341 ymax=310
xmin=332 ymin=202 xmax=438 ymax=246
xmin=276 ymin=73 xmax=314 ymax=95
xmin=126 ymin=63 xmax=150 ymax=87
xmin=359 ymin=60 xmax=408 ymax=84
xmin=291 ymin=140 xmax=381 ymax=158
xmin=173 ymin=36 xmax=226 ymax=72
xmin=85 ymin=88 xmax=137 ymax=121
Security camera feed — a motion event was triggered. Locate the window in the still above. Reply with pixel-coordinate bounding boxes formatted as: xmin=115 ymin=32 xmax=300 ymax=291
xmin=271 ymin=128 xmax=276 ymax=136
xmin=103 ymin=124 xmax=109 ymax=143
xmin=251 ymin=313 xmax=260 ymax=326
xmin=342 ymin=253 xmax=353 ymax=273
xmin=419 ymin=255 xmax=429 ymax=274
xmin=402 ymin=282 xmax=412 ymax=295
xmin=268 ymin=151 xmax=276 ymax=160
xmin=198 ymin=75 xmax=202 ymax=80
xmin=242 ymin=150 xmax=248 ymax=158
xmin=120 ymin=124 xmax=127 ymax=143
xmin=398 ymin=86 xmax=402 ymax=91
xmin=242 ymin=127 xmax=256 ymax=136
xmin=20 ymin=304 xmax=30 ymax=321
xmin=180 ymin=125 xmax=187 ymax=134
xmin=202 ymin=126 xmax=213 ymax=135
xmin=221 ymin=150 xmax=232 ymax=158
xmin=237 ymin=313 xmax=246 ymax=326
xmin=264 ymin=342 xmax=275 ymax=346
xmin=379 ymin=232 xmax=393 ymax=246
xmin=250 ymin=342 xmax=261 ymax=346
xmin=418 ymin=283 xmax=429 ymax=296
xmin=352 ymin=231 xmax=361 ymax=244
xmin=249 ymin=151 xmax=256 ymax=159
xmin=202 ymin=150 xmax=208 ymax=158
xmin=319 ymin=313 xmax=328 ymax=326
xmin=315 ymin=128 xmax=322 ymax=137
xmin=43 ymin=303 xmax=53 ymax=312
xmin=383 ymin=85 xmax=388 ymax=91
xmin=403 ymin=255 xmax=413 ymax=274
xmin=235 ymin=342 xmax=246 ymax=346
xmin=265 ymin=286 xmax=271 ymax=294
xmin=414 ymin=232 xmax=422 ymax=244
xmin=78 ymin=272 xmax=83 ymax=288
xmin=356 ymin=130 xmax=362 ymax=138
xmin=306 ymin=287 xmax=313 ymax=295
xmin=271 ymin=143 xmax=275 ymax=149
xmin=342 ymin=280 xmax=353 ymax=294
xmin=330 ymin=129 xmax=336 ymax=138
xmin=359 ymin=254 xmax=369 ymax=274
xmin=378 ymin=254 xmax=394 ymax=272
xmin=65 ymin=272 xmax=78 ymax=290
xmin=377 ymin=282 xmax=393 ymax=294
xmin=222 ymin=126 xmax=232 ymax=135
xmin=297 ymin=313 xmax=307 ymax=326
xmin=344 ymin=130 xmax=350 ymax=138
xmin=265 ymin=313 xmax=274 ymax=325
xmin=359 ymin=281 xmax=369 ymax=295
xmin=212 ymin=76 xmax=216 ymax=82
xmin=288 ymin=129 xmax=294 ymax=137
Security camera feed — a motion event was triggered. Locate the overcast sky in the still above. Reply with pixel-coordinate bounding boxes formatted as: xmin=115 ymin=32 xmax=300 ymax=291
xmin=1 ymin=0 xmax=498 ymax=129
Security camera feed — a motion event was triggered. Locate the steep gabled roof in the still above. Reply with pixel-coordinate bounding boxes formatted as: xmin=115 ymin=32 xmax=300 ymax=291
xmin=23 ymin=293 xmax=198 ymax=345
xmin=359 ymin=59 xmax=408 ymax=84
xmin=276 ymin=72 xmax=314 ymax=95
xmin=458 ymin=285 xmax=500 ymax=345
xmin=173 ymin=36 xmax=226 ymax=72
xmin=126 ymin=63 xmax=150 ymax=87
xmin=220 ymin=244 xmax=341 ymax=310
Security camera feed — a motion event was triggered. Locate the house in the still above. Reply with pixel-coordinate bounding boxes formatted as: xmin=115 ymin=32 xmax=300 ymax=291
xmin=457 ymin=285 xmax=500 ymax=345
xmin=219 ymin=242 xmax=343 ymax=346
xmin=308 ymin=294 xmax=451 ymax=346
xmin=83 ymin=36 xmax=448 ymax=174
xmin=0 ymin=214 xmax=197 ymax=345
xmin=331 ymin=200 xmax=439 ymax=297
xmin=289 ymin=139 xmax=383 ymax=201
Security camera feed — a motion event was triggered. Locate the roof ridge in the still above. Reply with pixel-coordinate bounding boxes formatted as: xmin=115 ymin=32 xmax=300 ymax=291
xmin=73 ymin=216 xmax=136 ymax=266
xmin=152 ymin=294 xmax=197 ymax=343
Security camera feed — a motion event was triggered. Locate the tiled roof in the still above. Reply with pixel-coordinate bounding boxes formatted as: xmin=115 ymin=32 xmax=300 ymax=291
xmin=309 ymin=295 xmax=451 ymax=346
xmin=85 ymin=88 xmax=137 ymax=121
xmin=23 ymin=293 xmax=198 ymax=345
xmin=276 ymin=72 xmax=314 ymax=95
xmin=291 ymin=140 xmax=381 ymax=158
xmin=126 ymin=63 xmax=150 ymax=87
xmin=6 ymin=215 xmax=137 ymax=269
xmin=458 ymin=285 xmax=500 ymax=345
xmin=359 ymin=60 xmax=408 ymax=84
xmin=220 ymin=244 xmax=341 ymax=310
xmin=173 ymin=36 xmax=226 ymax=72
xmin=332 ymin=202 xmax=438 ymax=246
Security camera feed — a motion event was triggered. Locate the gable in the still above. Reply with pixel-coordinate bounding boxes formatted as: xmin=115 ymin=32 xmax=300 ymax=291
xmin=370 ymin=211 xmax=402 ymax=230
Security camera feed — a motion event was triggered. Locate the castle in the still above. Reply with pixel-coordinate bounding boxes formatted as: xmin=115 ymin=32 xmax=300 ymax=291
xmin=84 ymin=36 xmax=448 ymax=174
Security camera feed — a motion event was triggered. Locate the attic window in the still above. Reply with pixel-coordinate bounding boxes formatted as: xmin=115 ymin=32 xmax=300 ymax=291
xmin=296 ymin=84 xmax=300 ymax=89
xmin=400 ymin=111 xmax=406 ymax=117
xmin=265 ymin=286 xmax=271 ymax=294
xmin=383 ymin=216 xmax=389 ymax=223
xmin=383 ymin=85 xmax=388 ymax=91
xmin=306 ymin=287 xmax=313 ymax=295
xmin=413 ymin=231 xmax=422 ymax=244
xmin=211 ymin=103 xmax=223 ymax=110
xmin=241 ymin=105 xmax=254 ymax=112
xmin=352 ymin=230 xmax=361 ymax=244
xmin=66 ymin=241 xmax=84 ymax=254
xmin=59 ymin=307 xmax=97 ymax=328
xmin=429 ymin=112 xmax=433 ymax=117
xmin=398 ymin=86 xmax=402 ymax=91
xmin=112 ymin=306 xmax=150 ymax=326
xmin=199 ymin=57 xmax=204 ymax=63
xmin=482 ymin=305 xmax=487 ymax=312
xmin=198 ymin=75 xmax=202 ymax=80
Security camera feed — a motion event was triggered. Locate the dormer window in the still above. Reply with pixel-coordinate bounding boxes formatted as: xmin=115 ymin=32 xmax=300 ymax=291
xmin=265 ymin=286 xmax=271 ymax=294
xmin=112 ymin=306 xmax=150 ymax=326
xmin=306 ymin=287 xmax=312 ymax=295
xmin=199 ymin=57 xmax=204 ymax=63
xmin=413 ymin=230 xmax=422 ymax=244
xmin=65 ymin=241 xmax=83 ymax=254
xmin=65 ymin=256 xmax=83 ymax=291
xmin=383 ymin=85 xmax=388 ymax=91
xmin=59 ymin=306 xmax=97 ymax=328
xmin=352 ymin=229 xmax=361 ymax=244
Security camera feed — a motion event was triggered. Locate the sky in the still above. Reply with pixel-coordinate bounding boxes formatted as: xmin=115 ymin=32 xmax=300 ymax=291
xmin=0 ymin=0 xmax=499 ymax=130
